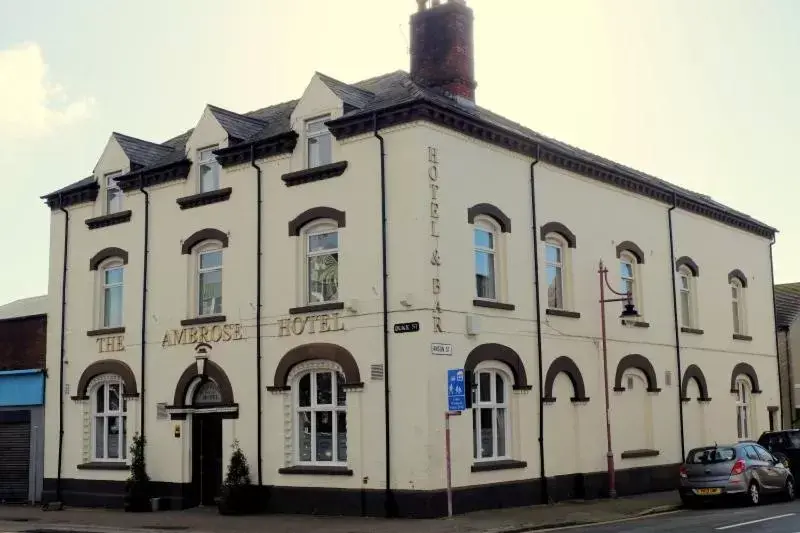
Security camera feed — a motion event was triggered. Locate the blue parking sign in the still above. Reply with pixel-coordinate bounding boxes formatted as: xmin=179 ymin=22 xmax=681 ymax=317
xmin=447 ymin=368 xmax=466 ymax=411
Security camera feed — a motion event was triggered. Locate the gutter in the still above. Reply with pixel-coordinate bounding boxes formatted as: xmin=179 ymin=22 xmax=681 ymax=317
xmin=373 ymin=114 xmax=394 ymax=517
xmin=138 ymin=180 xmax=150 ymax=447
xmin=56 ymin=194 xmax=69 ymax=502
xmin=529 ymin=150 xmax=547 ymax=504
xmin=667 ymin=193 xmax=685 ymax=460
xmin=770 ymin=235 xmax=784 ymax=427
xmin=250 ymin=145 xmax=264 ymax=487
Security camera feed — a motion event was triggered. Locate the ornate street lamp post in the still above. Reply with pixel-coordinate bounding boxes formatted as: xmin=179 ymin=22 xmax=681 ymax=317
xmin=598 ymin=259 xmax=639 ymax=499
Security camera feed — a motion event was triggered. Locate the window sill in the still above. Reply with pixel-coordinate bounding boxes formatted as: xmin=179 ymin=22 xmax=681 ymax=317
xmin=473 ymin=299 xmax=515 ymax=311
xmin=176 ymin=187 xmax=232 ymax=210
xmin=278 ymin=465 xmax=353 ymax=476
xmin=87 ymin=326 xmax=126 ymax=337
xmin=733 ymin=334 xmax=753 ymax=341
xmin=471 ymin=459 xmax=527 ymax=473
xmin=680 ymin=327 xmax=704 ymax=335
xmin=85 ymin=210 xmax=132 ymax=229
xmin=621 ymin=449 xmax=660 ymax=460
xmin=181 ymin=315 xmax=227 ymax=326
xmin=546 ymin=308 xmax=581 ymax=319
xmin=621 ymin=319 xmax=650 ymax=328
xmin=77 ymin=462 xmax=129 ymax=471
xmin=282 ymin=161 xmax=348 ymax=187
xmin=289 ymin=302 xmax=345 ymax=315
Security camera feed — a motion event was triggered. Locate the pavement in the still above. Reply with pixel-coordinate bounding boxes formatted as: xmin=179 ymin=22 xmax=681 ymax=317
xmin=0 ymin=491 xmax=682 ymax=533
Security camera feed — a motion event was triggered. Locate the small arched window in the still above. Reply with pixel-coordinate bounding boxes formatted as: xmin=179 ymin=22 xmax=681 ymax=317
xmin=294 ymin=367 xmax=347 ymax=465
xmin=678 ymin=265 xmax=695 ymax=328
xmin=195 ymin=241 xmax=223 ymax=317
xmin=735 ymin=377 xmax=752 ymax=440
xmin=620 ymin=251 xmax=638 ymax=304
xmin=731 ymin=278 xmax=746 ymax=335
xmin=98 ymin=259 xmax=124 ymax=328
xmin=544 ymin=234 xmax=568 ymax=310
xmin=303 ymin=220 xmax=340 ymax=305
xmin=474 ymin=216 xmax=499 ymax=301
xmin=90 ymin=375 xmax=128 ymax=461
xmin=472 ymin=362 xmax=511 ymax=461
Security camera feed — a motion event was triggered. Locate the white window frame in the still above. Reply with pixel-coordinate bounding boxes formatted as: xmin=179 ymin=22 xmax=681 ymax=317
xmin=194 ymin=242 xmax=223 ymax=317
xmin=474 ymin=218 xmax=499 ymax=301
xmin=619 ymin=251 xmax=644 ymax=317
xmin=472 ymin=363 xmax=511 ymax=462
xmin=303 ymin=221 xmax=339 ymax=305
xmin=305 ymin=115 xmax=332 ymax=168
xmin=90 ymin=375 xmax=127 ymax=462
xmin=198 ymin=145 xmax=220 ymax=193
xmin=544 ymin=235 xmax=567 ymax=310
xmin=293 ymin=368 xmax=347 ymax=466
xmin=105 ymin=171 xmax=123 ymax=214
xmin=735 ymin=377 xmax=752 ymax=440
xmin=731 ymin=279 xmax=746 ymax=334
xmin=100 ymin=260 xmax=124 ymax=328
xmin=678 ymin=266 xmax=695 ymax=328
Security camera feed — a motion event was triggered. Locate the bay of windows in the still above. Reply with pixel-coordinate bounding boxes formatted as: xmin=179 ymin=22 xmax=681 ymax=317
xmin=306 ymin=229 xmax=339 ymax=304
xmin=295 ymin=370 xmax=347 ymax=464
xmin=198 ymin=248 xmax=223 ymax=316
xmin=93 ymin=379 xmax=127 ymax=461
xmin=472 ymin=368 xmax=509 ymax=460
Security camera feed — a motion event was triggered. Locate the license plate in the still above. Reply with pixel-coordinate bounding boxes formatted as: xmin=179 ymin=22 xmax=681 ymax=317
xmin=694 ymin=488 xmax=722 ymax=496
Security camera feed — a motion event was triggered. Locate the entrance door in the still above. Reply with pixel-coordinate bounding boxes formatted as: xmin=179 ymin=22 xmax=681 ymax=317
xmin=191 ymin=414 xmax=223 ymax=506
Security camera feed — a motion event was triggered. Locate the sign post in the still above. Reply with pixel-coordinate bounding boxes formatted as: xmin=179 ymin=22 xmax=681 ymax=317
xmin=445 ymin=369 xmax=466 ymax=518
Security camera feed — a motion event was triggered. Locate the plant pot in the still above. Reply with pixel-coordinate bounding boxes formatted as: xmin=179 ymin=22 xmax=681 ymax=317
xmin=217 ymin=484 xmax=255 ymax=515
xmin=124 ymin=483 xmax=152 ymax=513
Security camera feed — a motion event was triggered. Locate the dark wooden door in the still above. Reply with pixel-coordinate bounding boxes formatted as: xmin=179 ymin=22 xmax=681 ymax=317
xmin=191 ymin=414 xmax=223 ymax=506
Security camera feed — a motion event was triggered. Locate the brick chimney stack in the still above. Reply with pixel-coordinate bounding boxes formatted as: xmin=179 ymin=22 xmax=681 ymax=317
xmin=410 ymin=0 xmax=477 ymax=102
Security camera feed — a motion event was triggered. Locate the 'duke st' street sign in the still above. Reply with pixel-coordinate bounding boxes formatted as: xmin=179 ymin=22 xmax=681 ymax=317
xmin=393 ymin=322 xmax=420 ymax=333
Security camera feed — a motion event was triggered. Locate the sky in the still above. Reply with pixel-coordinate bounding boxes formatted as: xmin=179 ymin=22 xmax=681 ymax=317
xmin=0 ymin=0 xmax=798 ymax=306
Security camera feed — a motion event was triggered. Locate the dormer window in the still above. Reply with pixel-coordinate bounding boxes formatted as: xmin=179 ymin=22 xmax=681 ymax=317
xmin=306 ymin=116 xmax=332 ymax=168
xmin=198 ymin=146 xmax=220 ymax=192
xmin=105 ymin=171 xmax=123 ymax=214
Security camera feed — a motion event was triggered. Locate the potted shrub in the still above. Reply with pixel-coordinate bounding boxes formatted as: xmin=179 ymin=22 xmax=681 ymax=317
xmin=124 ymin=433 xmax=152 ymax=512
xmin=218 ymin=439 xmax=254 ymax=515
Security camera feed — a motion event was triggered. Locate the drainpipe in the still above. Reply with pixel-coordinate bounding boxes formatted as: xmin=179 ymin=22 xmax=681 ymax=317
xmin=667 ymin=192 xmax=685 ymax=460
xmin=56 ymin=194 xmax=69 ymax=502
xmin=529 ymin=149 xmax=547 ymax=504
xmin=784 ymin=327 xmax=795 ymax=427
xmin=770 ymin=235 xmax=783 ymax=428
xmin=139 ymin=178 xmax=150 ymax=447
xmin=250 ymin=145 xmax=264 ymax=487
xmin=373 ymin=114 xmax=394 ymax=517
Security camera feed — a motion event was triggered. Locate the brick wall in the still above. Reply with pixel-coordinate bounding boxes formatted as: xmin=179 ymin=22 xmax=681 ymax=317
xmin=0 ymin=314 xmax=46 ymax=371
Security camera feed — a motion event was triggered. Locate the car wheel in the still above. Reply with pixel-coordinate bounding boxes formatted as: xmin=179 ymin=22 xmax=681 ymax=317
xmin=748 ymin=482 xmax=761 ymax=506
xmin=785 ymin=478 xmax=795 ymax=501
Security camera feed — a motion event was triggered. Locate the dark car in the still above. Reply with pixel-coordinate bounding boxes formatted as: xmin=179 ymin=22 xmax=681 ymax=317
xmin=758 ymin=430 xmax=800 ymax=477
xmin=679 ymin=442 xmax=794 ymax=507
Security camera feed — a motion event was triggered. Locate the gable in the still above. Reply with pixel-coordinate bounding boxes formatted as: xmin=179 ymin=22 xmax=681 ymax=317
xmin=93 ymin=135 xmax=130 ymax=177
xmin=185 ymin=106 xmax=231 ymax=157
xmin=290 ymin=74 xmax=345 ymax=128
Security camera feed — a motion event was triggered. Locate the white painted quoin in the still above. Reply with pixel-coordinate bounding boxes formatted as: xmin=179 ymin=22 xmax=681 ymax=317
xmin=41 ymin=0 xmax=779 ymax=517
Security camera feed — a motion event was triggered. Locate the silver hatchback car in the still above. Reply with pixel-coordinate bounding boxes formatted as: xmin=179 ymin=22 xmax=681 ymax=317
xmin=679 ymin=442 xmax=795 ymax=507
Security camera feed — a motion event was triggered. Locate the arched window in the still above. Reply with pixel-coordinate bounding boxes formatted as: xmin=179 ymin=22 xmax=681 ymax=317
xmin=195 ymin=241 xmax=223 ymax=317
xmin=731 ymin=278 xmax=746 ymax=335
xmin=474 ymin=217 xmax=499 ymax=301
xmin=735 ymin=377 xmax=752 ymax=440
xmin=678 ymin=265 xmax=695 ymax=328
xmin=303 ymin=220 xmax=339 ymax=305
xmin=91 ymin=375 xmax=128 ymax=461
xmin=544 ymin=234 xmax=567 ymax=310
xmin=294 ymin=367 xmax=347 ymax=464
xmin=472 ymin=363 xmax=510 ymax=461
xmin=99 ymin=259 xmax=124 ymax=328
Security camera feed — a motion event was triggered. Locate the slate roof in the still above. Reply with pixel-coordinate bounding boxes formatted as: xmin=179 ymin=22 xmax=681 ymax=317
xmin=41 ymin=70 xmax=775 ymax=236
xmin=776 ymin=283 xmax=800 ymax=329
xmin=0 ymin=295 xmax=48 ymax=320
xmin=113 ymin=132 xmax=174 ymax=168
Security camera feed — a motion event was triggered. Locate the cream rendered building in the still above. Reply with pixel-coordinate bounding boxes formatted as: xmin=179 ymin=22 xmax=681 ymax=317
xmin=41 ymin=0 xmax=781 ymax=518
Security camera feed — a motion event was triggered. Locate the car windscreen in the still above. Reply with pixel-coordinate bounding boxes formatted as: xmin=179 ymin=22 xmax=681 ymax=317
xmin=686 ymin=447 xmax=736 ymax=464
